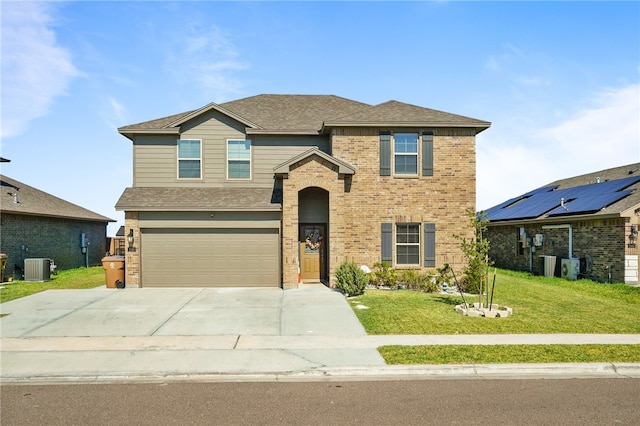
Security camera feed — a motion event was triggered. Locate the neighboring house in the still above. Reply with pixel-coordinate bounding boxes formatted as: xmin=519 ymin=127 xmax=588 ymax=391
xmin=484 ymin=163 xmax=640 ymax=284
xmin=0 ymin=174 xmax=114 ymax=279
xmin=116 ymin=94 xmax=490 ymax=288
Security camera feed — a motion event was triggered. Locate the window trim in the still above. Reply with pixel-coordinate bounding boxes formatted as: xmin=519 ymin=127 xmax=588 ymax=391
xmin=392 ymin=132 xmax=419 ymax=176
xmin=226 ymin=139 xmax=252 ymax=180
xmin=177 ymin=139 xmax=202 ymax=180
xmin=395 ymin=223 xmax=421 ymax=266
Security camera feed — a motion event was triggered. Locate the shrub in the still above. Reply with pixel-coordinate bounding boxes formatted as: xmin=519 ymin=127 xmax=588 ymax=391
xmin=370 ymin=261 xmax=398 ymax=288
xmin=335 ymin=261 xmax=369 ymax=296
xmin=398 ymin=269 xmax=440 ymax=293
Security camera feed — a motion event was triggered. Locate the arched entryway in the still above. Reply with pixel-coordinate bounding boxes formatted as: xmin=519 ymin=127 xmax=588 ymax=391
xmin=298 ymin=187 xmax=329 ymax=283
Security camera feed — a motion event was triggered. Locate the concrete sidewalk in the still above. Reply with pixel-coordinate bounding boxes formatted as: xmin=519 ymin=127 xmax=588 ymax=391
xmin=1 ymin=286 xmax=639 ymax=383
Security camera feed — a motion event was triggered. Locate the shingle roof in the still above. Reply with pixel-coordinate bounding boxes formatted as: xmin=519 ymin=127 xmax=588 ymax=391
xmin=118 ymin=94 xmax=491 ymax=136
xmin=485 ymin=163 xmax=640 ymax=223
xmin=0 ymin=175 xmax=114 ymax=222
xmin=221 ymin=94 xmax=370 ymax=132
xmin=115 ymin=187 xmax=282 ymax=211
xmin=324 ymin=100 xmax=491 ymax=131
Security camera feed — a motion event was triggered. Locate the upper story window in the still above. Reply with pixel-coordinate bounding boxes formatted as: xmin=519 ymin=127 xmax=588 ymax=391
xmin=177 ymin=139 xmax=201 ymax=179
xmin=380 ymin=131 xmax=433 ymax=177
xmin=393 ymin=133 xmax=418 ymax=175
xmin=227 ymin=139 xmax=251 ymax=179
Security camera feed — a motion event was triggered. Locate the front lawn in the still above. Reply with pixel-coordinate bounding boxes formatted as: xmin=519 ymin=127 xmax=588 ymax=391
xmin=349 ymin=269 xmax=640 ymax=335
xmin=0 ymin=266 xmax=105 ymax=303
xmin=379 ymin=344 xmax=640 ymax=364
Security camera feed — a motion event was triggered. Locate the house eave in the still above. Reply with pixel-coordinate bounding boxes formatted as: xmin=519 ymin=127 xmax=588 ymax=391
xmin=246 ymin=129 xmax=320 ymax=136
xmin=116 ymin=206 xmax=281 ymax=212
xmin=487 ymin=212 xmax=623 ymax=227
xmin=118 ymin=128 xmax=181 ymax=141
xmin=1 ymin=210 xmax=115 ymax=223
xmin=321 ymin=121 xmax=491 ymax=134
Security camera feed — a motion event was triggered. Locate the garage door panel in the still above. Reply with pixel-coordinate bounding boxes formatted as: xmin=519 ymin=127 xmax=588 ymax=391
xmin=141 ymin=229 xmax=279 ymax=287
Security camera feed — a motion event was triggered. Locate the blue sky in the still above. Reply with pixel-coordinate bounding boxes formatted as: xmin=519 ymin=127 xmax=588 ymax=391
xmin=2 ymin=1 xmax=639 ymax=236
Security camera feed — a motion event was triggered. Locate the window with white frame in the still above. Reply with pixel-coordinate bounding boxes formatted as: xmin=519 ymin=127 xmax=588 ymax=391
xmin=227 ymin=139 xmax=251 ymax=179
xmin=393 ymin=133 xmax=418 ymax=175
xmin=396 ymin=223 xmax=420 ymax=265
xmin=177 ymin=139 xmax=201 ymax=179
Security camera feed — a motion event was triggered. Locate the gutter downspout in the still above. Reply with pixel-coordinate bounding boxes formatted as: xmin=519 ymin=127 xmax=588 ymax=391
xmin=542 ymin=224 xmax=573 ymax=258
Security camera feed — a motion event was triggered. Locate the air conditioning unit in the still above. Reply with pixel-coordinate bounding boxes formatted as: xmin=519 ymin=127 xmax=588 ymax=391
xmin=24 ymin=258 xmax=51 ymax=282
xmin=561 ymin=258 xmax=580 ymax=281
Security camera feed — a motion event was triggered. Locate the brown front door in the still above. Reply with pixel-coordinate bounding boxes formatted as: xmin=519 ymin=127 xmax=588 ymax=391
xmin=300 ymin=225 xmax=325 ymax=281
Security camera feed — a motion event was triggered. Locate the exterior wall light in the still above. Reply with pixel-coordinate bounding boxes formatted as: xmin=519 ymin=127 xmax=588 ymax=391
xmin=127 ymin=229 xmax=136 ymax=252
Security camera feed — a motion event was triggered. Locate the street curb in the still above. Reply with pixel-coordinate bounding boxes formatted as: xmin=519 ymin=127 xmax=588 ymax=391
xmin=2 ymin=363 xmax=639 ymax=385
xmin=306 ymin=362 xmax=640 ymax=380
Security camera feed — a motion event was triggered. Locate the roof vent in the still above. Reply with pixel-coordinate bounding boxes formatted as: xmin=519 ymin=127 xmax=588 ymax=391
xmin=11 ymin=193 xmax=19 ymax=203
xmin=596 ymin=177 xmax=600 ymax=184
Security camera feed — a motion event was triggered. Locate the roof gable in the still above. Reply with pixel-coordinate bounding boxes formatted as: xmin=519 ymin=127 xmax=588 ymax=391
xmin=0 ymin=175 xmax=114 ymax=222
xmin=274 ymin=148 xmax=356 ymax=175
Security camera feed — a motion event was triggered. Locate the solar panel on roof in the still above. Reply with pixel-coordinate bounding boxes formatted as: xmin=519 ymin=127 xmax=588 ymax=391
xmin=485 ymin=175 xmax=640 ymax=221
xmin=483 ymin=186 xmax=557 ymax=219
xmin=547 ymin=190 xmax=633 ymax=216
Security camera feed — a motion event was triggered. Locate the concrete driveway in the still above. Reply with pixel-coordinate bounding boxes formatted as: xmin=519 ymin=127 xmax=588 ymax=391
xmin=4 ymin=285 xmax=638 ymax=383
xmin=0 ymin=284 xmax=386 ymax=382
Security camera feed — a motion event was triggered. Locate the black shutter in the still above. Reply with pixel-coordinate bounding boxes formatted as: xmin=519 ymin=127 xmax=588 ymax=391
xmin=381 ymin=223 xmax=392 ymax=264
xmin=424 ymin=222 xmax=436 ymax=267
xmin=380 ymin=131 xmax=391 ymax=176
xmin=422 ymin=131 xmax=433 ymax=176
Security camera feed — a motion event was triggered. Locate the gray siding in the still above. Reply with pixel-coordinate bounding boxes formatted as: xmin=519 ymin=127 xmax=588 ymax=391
xmin=133 ymin=135 xmax=179 ymax=186
xmin=133 ymin=113 xmax=330 ymax=188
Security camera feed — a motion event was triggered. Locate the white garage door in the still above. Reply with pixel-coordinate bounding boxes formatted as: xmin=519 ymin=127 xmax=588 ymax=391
xmin=141 ymin=228 xmax=279 ymax=287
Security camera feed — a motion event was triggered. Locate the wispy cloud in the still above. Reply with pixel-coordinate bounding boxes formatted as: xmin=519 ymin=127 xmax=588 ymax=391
xmin=164 ymin=23 xmax=248 ymax=101
xmin=103 ymin=96 xmax=127 ymax=130
xmin=478 ymin=83 xmax=640 ymax=210
xmin=1 ymin=2 xmax=79 ymax=139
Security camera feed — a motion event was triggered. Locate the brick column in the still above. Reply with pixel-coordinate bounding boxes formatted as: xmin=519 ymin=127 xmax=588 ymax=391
xmin=124 ymin=211 xmax=140 ymax=287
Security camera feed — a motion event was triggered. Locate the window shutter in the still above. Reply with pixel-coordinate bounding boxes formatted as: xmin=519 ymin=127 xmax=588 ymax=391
xmin=380 ymin=131 xmax=391 ymax=176
xmin=381 ymin=223 xmax=393 ymax=263
xmin=422 ymin=131 xmax=433 ymax=176
xmin=423 ymin=222 xmax=436 ymax=267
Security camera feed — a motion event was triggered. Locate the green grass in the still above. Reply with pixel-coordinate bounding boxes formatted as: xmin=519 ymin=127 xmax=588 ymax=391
xmin=349 ymin=269 xmax=640 ymax=334
xmin=0 ymin=266 xmax=105 ymax=303
xmin=379 ymin=344 xmax=640 ymax=364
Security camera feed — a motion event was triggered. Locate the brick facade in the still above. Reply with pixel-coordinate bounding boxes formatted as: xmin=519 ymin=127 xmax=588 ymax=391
xmin=486 ymin=218 xmax=628 ymax=283
xmin=0 ymin=212 xmax=107 ymax=279
xmin=280 ymin=128 xmax=476 ymax=288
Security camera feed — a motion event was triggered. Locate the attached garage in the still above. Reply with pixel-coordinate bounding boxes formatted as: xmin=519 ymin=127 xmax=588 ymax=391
xmin=141 ymin=228 xmax=279 ymax=287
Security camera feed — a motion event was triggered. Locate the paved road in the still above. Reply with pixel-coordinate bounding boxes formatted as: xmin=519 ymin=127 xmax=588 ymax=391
xmin=2 ymin=378 xmax=638 ymax=425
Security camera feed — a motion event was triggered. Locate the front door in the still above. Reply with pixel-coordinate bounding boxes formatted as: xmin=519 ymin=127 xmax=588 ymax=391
xmin=300 ymin=224 xmax=325 ymax=281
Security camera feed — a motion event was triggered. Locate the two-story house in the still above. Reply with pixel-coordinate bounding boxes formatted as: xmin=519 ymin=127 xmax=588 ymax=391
xmin=116 ymin=94 xmax=490 ymax=288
